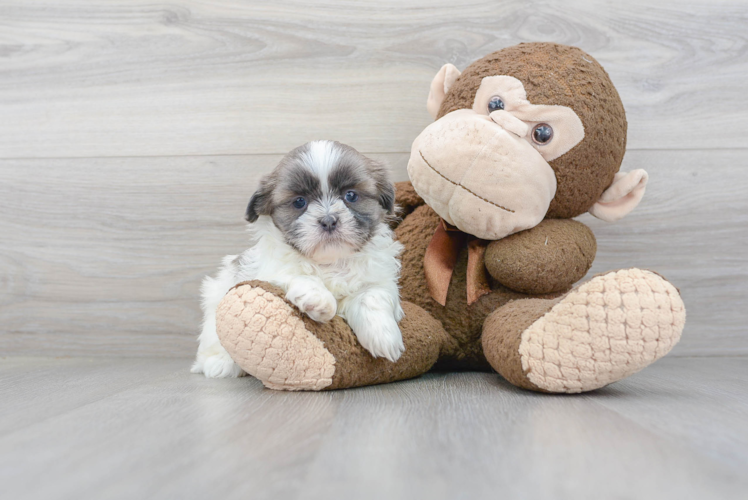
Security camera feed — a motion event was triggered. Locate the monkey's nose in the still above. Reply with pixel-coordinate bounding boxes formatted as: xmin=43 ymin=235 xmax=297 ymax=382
xmin=489 ymin=110 xmax=529 ymax=138
xmin=319 ymin=215 xmax=338 ymax=232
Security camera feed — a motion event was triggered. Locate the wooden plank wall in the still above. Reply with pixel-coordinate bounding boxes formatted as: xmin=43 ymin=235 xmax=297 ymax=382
xmin=1 ymin=0 xmax=746 ymax=357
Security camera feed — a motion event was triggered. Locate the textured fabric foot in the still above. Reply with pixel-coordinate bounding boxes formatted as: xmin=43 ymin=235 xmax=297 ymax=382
xmin=216 ymin=281 xmax=336 ymax=391
xmin=520 ymin=268 xmax=686 ymax=393
xmin=216 ymin=281 xmax=453 ymax=391
xmin=483 ymin=269 xmax=686 ymax=393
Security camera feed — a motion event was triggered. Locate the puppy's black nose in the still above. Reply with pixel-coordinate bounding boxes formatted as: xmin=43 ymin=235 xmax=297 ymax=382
xmin=319 ymin=215 xmax=338 ymax=232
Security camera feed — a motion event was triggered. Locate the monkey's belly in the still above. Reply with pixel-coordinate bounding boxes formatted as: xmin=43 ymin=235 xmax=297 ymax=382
xmin=396 ymin=204 xmax=537 ymax=368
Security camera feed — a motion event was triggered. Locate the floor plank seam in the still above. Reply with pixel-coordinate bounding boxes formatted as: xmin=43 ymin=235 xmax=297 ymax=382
xmin=1 ymin=147 xmax=748 ymax=162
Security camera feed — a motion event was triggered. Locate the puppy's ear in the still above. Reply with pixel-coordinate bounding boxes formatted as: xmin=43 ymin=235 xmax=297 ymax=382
xmin=245 ymin=176 xmax=275 ymax=223
xmin=378 ymin=180 xmax=396 ymax=215
xmin=368 ymin=160 xmax=396 ymax=215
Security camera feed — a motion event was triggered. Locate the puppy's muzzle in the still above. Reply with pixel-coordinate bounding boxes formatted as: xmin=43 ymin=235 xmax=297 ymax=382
xmin=319 ymin=215 xmax=338 ymax=232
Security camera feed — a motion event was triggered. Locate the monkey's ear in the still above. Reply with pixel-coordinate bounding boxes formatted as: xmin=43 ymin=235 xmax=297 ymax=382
xmin=589 ymin=169 xmax=648 ymax=222
xmin=244 ymin=178 xmax=275 ymax=223
xmin=427 ymin=63 xmax=461 ymax=119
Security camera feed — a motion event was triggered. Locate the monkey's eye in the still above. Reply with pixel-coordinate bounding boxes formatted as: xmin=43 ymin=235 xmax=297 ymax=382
xmin=344 ymin=191 xmax=359 ymax=203
xmin=487 ymin=96 xmax=505 ymax=113
xmin=292 ymin=197 xmax=306 ymax=209
xmin=532 ymin=123 xmax=553 ymax=145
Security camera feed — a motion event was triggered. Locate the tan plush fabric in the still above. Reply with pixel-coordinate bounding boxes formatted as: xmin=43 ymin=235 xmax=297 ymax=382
xmin=216 ymin=281 xmax=335 ymax=391
xmin=517 ymin=269 xmax=686 ymax=393
xmin=217 ymin=281 xmax=458 ymax=390
xmin=472 ymin=76 xmax=585 ymax=162
xmin=409 ymin=109 xmax=558 ymax=240
xmin=438 ymin=43 xmax=628 ymax=219
xmin=427 ymin=63 xmax=462 ymax=119
xmin=589 ymin=169 xmax=649 ymax=222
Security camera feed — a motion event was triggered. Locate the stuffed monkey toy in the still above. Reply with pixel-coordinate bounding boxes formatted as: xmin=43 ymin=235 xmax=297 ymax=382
xmin=215 ymin=43 xmax=685 ymax=393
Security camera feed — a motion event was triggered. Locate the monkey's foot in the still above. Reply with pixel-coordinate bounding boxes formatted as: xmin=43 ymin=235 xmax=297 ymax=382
xmin=483 ymin=269 xmax=686 ymax=393
xmin=216 ymin=281 xmax=449 ymax=391
xmin=216 ymin=281 xmax=336 ymax=391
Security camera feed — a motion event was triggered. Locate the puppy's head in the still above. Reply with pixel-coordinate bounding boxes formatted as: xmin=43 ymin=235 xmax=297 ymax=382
xmin=245 ymin=140 xmax=396 ymax=263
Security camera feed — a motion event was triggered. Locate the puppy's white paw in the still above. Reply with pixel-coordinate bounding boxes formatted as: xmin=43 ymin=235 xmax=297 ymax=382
xmin=192 ymin=351 xmax=246 ymax=378
xmin=354 ymin=315 xmax=405 ymax=362
xmin=286 ymin=283 xmax=337 ymax=323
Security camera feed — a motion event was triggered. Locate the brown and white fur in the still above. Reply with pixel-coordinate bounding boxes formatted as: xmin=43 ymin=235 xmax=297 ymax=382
xmin=191 ymin=141 xmax=405 ymax=378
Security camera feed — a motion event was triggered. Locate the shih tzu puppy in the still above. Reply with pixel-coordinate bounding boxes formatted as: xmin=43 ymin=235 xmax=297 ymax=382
xmin=191 ymin=140 xmax=405 ymax=378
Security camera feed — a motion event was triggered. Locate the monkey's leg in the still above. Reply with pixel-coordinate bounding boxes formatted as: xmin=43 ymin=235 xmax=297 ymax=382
xmin=481 ymin=269 xmax=685 ymax=393
xmin=216 ymin=280 xmax=454 ymax=391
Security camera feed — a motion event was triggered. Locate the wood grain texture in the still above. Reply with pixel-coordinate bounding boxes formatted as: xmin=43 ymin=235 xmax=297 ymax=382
xmin=0 ymin=356 xmax=746 ymax=500
xmin=0 ymin=153 xmax=408 ymax=357
xmin=0 ymin=150 xmax=745 ymax=357
xmin=0 ymin=1 xmax=746 ymax=358
xmin=0 ymin=0 xmax=746 ymax=158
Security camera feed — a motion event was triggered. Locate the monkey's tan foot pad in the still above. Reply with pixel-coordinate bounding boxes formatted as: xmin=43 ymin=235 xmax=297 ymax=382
xmin=216 ymin=281 xmax=335 ymax=391
xmin=519 ymin=269 xmax=686 ymax=393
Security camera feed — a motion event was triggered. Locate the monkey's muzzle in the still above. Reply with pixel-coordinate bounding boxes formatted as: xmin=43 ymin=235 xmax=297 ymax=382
xmin=407 ymin=109 xmax=557 ymax=240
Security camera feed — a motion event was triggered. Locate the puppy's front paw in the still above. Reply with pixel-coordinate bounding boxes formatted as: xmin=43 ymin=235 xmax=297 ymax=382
xmin=286 ymin=284 xmax=337 ymax=323
xmin=354 ymin=316 xmax=405 ymax=362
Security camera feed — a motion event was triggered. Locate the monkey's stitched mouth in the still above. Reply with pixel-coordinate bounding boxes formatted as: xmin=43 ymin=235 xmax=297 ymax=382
xmin=418 ymin=150 xmax=514 ymax=213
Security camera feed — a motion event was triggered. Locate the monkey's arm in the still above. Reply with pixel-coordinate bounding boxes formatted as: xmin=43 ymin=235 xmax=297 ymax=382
xmin=484 ymin=219 xmax=596 ymax=295
xmin=393 ymin=181 xmax=425 ymax=224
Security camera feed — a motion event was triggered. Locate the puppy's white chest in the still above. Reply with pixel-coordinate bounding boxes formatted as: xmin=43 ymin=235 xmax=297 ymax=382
xmin=317 ymin=262 xmax=366 ymax=300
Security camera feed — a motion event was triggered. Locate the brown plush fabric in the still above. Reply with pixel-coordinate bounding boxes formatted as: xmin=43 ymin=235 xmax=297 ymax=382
xmin=325 ymin=302 xmax=457 ymax=390
xmin=223 ymin=281 xmax=457 ymax=390
xmin=481 ymin=298 xmax=560 ymax=391
xmin=396 ymin=203 xmax=560 ymax=369
xmin=393 ymin=180 xmax=425 ymax=222
xmin=219 ymin=280 xmax=336 ymax=391
xmin=484 ymin=219 xmax=596 ymax=294
xmin=215 ymin=43 xmax=686 ymax=395
xmin=220 ymin=265 xmax=686 ymax=393
xmin=437 ymin=43 xmax=627 ymax=219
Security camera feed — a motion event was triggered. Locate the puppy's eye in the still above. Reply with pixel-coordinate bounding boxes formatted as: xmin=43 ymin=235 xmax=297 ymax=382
xmin=292 ymin=197 xmax=306 ymax=209
xmin=487 ymin=96 xmax=505 ymax=113
xmin=344 ymin=191 xmax=358 ymax=203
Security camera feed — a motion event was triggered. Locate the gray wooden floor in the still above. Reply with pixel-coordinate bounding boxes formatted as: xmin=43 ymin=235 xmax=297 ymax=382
xmin=1 ymin=356 xmax=747 ymax=500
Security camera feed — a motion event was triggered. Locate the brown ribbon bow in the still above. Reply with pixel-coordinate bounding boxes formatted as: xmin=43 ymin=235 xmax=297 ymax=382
xmin=423 ymin=219 xmax=492 ymax=306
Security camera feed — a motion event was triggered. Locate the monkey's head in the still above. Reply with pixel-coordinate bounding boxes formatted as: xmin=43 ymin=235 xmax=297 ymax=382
xmin=407 ymin=43 xmax=648 ymax=240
